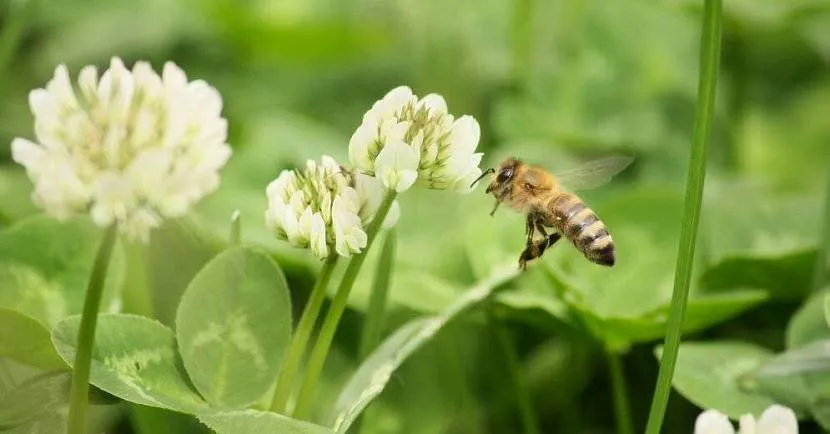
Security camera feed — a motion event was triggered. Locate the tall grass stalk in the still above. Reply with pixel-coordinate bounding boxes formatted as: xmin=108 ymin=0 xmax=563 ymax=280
xmin=292 ymin=191 xmax=398 ymax=420
xmin=67 ymin=224 xmax=118 ymax=434
xmin=812 ymin=160 xmax=830 ymax=293
xmin=358 ymin=229 xmax=397 ymax=359
xmin=644 ymin=0 xmax=722 ymax=432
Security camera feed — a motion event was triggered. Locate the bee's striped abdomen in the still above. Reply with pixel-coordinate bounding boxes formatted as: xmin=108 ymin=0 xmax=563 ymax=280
xmin=548 ymin=194 xmax=615 ymax=267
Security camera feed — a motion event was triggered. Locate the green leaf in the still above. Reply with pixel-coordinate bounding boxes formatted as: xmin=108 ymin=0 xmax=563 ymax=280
xmin=702 ymin=249 xmax=817 ymax=301
xmin=0 ymin=307 xmax=65 ymax=369
xmin=0 ymin=370 xmax=115 ymax=431
xmin=751 ymin=340 xmax=830 ymax=417
xmin=0 ymin=215 xmax=125 ymax=327
xmin=787 ymin=291 xmax=830 ymax=349
xmin=498 ymin=265 xmax=766 ymax=350
xmin=0 ymin=371 xmax=69 ymax=429
xmin=145 ymin=219 xmax=222 ymax=327
xmin=198 ymin=410 xmax=334 ymax=434
xmin=329 ymin=265 xmax=519 ymax=433
xmin=176 ymin=246 xmax=291 ymax=409
xmin=658 ymin=341 xmax=777 ymax=419
xmin=51 ymin=313 xmax=209 ymax=414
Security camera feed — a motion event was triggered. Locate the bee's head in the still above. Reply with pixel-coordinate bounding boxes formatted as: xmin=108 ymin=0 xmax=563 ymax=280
xmin=469 ymin=157 xmax=519 ymax=193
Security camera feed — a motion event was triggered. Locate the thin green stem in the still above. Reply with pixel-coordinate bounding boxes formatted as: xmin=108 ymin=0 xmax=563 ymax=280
xmin=293 ymin=191 xmax=397 ymax=420
xmin=812 ymin=159 xmax=830 ymax=293
xmin=67 ymin=224 xmax=118 ymax=434
xmin=269 ymin=254 xmax=339 ymax=413
xmin=229 ymin=210 xmax=241 ymax=246
xmin=493 ymin=319 xmax=540 ymax=434
xmin=358 ymin=229 xmax=397 ymax=359
xmin=644 ymin=1 xmax=722 ymax=433
xmin=0 ymin=0 xmax=35 ymax=85
xmin=511 ymin=0 xmax=535 ymax=90
xmin=607 ymin=350 xmax=634 ymax=434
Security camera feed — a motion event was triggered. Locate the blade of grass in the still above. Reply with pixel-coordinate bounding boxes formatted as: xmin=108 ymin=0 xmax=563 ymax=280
xmin=644 ymin=0 xmax=722 ymax=432
xmin=358 ymin=229 xmax=397 ymax=359
xmin=229 ymin=210 xmax=241 ymax=246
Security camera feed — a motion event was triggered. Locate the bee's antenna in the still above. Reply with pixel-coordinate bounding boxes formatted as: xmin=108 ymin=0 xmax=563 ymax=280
xmin=470 ymin=168 xmax=495 ymax=188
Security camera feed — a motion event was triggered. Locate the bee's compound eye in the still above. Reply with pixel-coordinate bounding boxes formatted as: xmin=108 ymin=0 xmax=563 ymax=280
xmin=497 ymin=168 xmax=513 ymax=183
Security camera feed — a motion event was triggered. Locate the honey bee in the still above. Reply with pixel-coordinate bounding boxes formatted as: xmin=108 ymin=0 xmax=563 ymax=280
xmin=471 ymin=155 xmax=633 ymax=270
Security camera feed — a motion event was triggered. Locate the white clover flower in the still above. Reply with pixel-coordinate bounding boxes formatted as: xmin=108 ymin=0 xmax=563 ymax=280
xmin=265 ymin=156 xmax=399 ymax=260
xmin=694 ymin=405 xmax=798 ymax=434
xmin=10 ymin=57 xmax=231 ymax=242
xmin=348 ymin=86 xmax=483 ymax=194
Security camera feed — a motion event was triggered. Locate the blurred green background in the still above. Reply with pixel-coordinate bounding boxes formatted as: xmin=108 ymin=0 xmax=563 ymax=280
xmin=0 ymin=0 xmax=829 ymax=433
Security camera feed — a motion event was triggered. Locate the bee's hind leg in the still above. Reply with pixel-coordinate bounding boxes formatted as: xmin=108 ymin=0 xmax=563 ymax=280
xmin=520 ymin=213 xmax=553 ymax=270
xmin=519 ymin=231 xmax=562 ymax=270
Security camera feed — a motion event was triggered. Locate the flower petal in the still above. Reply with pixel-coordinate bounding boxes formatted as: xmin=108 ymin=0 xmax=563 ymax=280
xmin=756 ymin=405 xmax=798 ymax=434
xmin=695 ymin=410 xmax=736 ymax=434
xmin=374 ymin=139 xmax=419 ymax=192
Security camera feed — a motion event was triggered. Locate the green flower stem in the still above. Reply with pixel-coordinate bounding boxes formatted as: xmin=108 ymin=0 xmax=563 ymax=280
xmin=607 ymin=350 xmax=634 ymax=434
xmin=494 ymin=319 xmax=540 ymax=434
xmin=67 ymin=223 xmax=118 ymax=434
xmin=0 ymin=0 xmax=35 ymax=84
xmin=269 ymin=253 xmax=339 ymax=413
xmin=358 ymin=229 xmax=397 ymax=359
xmin=293 ymin=191 xmax=397 ymax=420
xmin=812 ymin=159 xmax=830 ymax=293
xmin=511 ymin=0 xmax=535 ymax=89
xmin=644 ymin=0 xmax=722 ymax=433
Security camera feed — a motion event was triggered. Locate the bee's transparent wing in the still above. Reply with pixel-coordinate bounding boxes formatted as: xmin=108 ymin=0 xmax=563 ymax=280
xmin=556 ymin=155 xmax=634 ymax=191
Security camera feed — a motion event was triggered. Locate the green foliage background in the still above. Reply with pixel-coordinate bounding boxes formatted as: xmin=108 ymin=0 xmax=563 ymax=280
xmin=0 ymin=0 xmax=828 ymax=433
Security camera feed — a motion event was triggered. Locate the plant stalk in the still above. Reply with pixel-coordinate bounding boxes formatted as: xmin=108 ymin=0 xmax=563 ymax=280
xmin=644 ymin=0 xmax=722 ymax=432
xmin=67 ymin=224 xmax=118 ymax=434
xmin=511 ymin=0 xmax=535 ymax=90
xmin=608 ymin=350 xmax=634 ymax=434
xmin=358 ymin=229 xmax=397 ymax=359
xmin=292 ymin=191 xmax=397 ymax=420
xmin=269 ymin=254 xmax=339 ymax=413
xmin=494 ymin=319 xmax=540 ymax=434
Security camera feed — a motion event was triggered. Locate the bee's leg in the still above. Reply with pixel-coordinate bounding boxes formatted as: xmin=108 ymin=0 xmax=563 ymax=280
xmin=519 ymin=232 xmax=562 ymax=270
xmin=524 ymin=214 xmax=537 ymax=246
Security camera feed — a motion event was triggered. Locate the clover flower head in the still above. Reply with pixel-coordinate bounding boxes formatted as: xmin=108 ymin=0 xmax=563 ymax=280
xmin=348 ymin=85 xmax=483 ymax=193
xmin=694 ymin=404 xmax=798 ymax=434
xmin=10 ymin=57 xmax=231 ymax=242
xmin=264 ymin=156 xmax=399 ymax=260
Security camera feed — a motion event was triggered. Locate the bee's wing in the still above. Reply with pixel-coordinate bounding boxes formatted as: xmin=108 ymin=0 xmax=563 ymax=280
xmin=555 ymin=155 xmax=634 ymax=191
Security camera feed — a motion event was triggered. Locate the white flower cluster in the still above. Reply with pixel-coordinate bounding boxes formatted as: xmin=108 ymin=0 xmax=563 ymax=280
xmin=265 ymin=156 xmax=399 ymax=259
xmin=695 ymin=404 xmax=798 ymax=434
xmin=11 ymin=57 xmax=231 ymax=242
xmin=348 ymin=86 xmax=483 ymax=193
